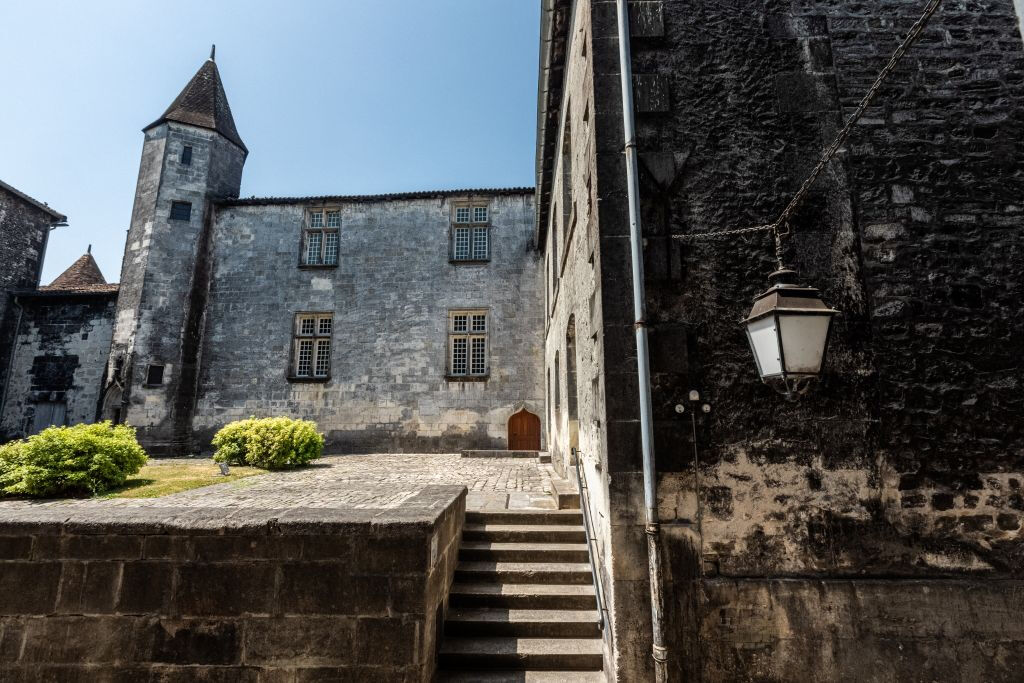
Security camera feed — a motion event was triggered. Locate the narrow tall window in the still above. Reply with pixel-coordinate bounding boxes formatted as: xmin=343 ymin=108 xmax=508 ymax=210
xmin=181 ymin=145 xmax=193 ymax=166
xmin=451 ymin=202 xmax=490 ymax=262
xmin=303 ymin=209 xmax=340 ymax=266
xmin=448 ymin=310 xmax=488 ymax=377
xmin=550 ymin=214 xmax=559 ymax=296
xmin=554 ymin=351 xmax=560 ymax=411
xmin=292 ymin=313 xmax=333 ymax=378
xmin=170 ymin=201 xmax=192 ymax=221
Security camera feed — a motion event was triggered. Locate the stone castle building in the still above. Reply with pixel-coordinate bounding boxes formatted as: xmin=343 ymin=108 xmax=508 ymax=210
xmin=2 ymin=0 xmax=1024 ymax=679
xmin=1 ymin=57 xmax=543 ymax=455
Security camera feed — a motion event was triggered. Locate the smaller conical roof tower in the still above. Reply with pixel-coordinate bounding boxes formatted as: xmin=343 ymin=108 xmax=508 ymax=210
xmin=41 ymin=247 xmax=117 ymax=292
xmin=144 ymin=46 xmax=246 ymax=153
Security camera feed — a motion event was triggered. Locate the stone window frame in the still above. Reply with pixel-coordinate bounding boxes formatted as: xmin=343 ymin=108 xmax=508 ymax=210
xmin=169 ymin=201 xmax=192 ymax=222
xmin=180 ymin=145 xmax=193 ymax=166
xmin=300 ymin=208 xmax=341 ymax=268
xmin=446 ymin=309 xmax=489 ymax=381
xmin=449 ymin=201 xmax=491 ymax=264
xmin=288 ymin=312 xmax=333 ymax=382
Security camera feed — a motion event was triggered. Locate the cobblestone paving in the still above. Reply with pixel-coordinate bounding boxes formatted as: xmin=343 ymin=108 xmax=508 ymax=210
xmin=0 ymin=454 xmax=559 ymax=511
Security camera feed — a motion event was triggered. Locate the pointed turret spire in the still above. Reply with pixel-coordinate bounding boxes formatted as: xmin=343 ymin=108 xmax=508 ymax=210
xmin=144 ymin=53 xmax=246 ymax=153
xmin=42 ymin=251 xmax=111 ymax=292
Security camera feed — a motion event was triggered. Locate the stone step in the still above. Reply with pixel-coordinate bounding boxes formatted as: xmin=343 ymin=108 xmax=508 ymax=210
xmin=449 ymin=583 xmax=596 ymax=610
xmin=439 ymin=637 xmax=604 ymax=671
xmin=461 ymin=449 xmax=541 ymax=458
xmin=463 ymin=524 xmax=586 ymax=544
xmin=460 ymin=541 xmax=590 ymax=563
xmin=439 ymin=671 xmax=606 ymax=682
xmin=445 ymin=608 xmax=601 ymax=638
xmin=467 ymin=510 xmax=584 ymax=526
xmin=456 ymin=561 xmax=593 ymax=585
xmin=549 ymin=476 xmax=580 ymax=510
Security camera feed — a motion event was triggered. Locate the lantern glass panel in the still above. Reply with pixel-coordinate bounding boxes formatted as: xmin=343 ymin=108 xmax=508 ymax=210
xmin=779 ymin=314 xmax=832 ymax=374
xmin=746 ymin=315 xmax=782 ymax=377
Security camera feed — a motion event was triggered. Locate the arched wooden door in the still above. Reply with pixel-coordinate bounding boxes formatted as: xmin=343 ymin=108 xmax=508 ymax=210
xmin=508 ymin=408 xmax=541 ymax=451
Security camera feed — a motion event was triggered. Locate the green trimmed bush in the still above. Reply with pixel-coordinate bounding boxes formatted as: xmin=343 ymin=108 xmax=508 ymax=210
xmin=212 ymin=417 xmax=323 ymax=470
xmin=0 ymin=422 xmax=148 ymax=498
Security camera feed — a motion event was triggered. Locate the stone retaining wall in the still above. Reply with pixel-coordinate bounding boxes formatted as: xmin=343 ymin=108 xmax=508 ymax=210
xmin=0 ymin=485 xmax=465 ymax=681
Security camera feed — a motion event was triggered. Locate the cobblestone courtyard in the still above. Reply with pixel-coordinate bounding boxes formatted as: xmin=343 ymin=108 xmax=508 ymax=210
xmin=0 ymin=453 xmax=560 ymax=511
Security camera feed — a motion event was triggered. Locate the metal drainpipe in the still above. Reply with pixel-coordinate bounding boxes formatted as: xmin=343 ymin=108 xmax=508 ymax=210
xmin=0 ymin=296 xmax=25 ymax=428
xmin=615 ymin=0 xmax=669 ymax=680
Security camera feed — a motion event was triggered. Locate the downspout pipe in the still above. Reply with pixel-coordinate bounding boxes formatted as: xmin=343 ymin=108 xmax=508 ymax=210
xmin=615 ymin=1 xmax=670 ymax=680
xmin=0 ymin=295 xmax=25 ymax=429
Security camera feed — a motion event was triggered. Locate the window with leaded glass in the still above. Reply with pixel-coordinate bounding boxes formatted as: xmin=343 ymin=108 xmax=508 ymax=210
xmin=303 ymin=209 xmax=340 ymax=266
xmin=450 ymin=202 xmax=491 ymax=262
xmin=448 ymin=310 xmax=488 ymax=378
xmin=292 ymin=313 xmax=333 ymax=379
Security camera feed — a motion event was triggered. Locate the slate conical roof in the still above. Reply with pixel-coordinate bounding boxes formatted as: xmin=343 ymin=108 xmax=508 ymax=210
xmin=145 ymin=56 xmax=247 ymax=153
xmin=40 ymin=250 xmax=118 ymax=293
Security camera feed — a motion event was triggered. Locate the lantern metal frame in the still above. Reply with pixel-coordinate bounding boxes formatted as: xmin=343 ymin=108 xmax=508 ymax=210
xmin=741 ymin=268 xmax=839 ymax=399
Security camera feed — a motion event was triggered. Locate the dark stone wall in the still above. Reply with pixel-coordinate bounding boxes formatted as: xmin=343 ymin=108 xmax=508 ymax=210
xmin=0 ymin=486 xmax=465 ymax=681
xmin=0 ymin=188 xmax=56 ymax=430
xmin=0 ymin=293 xmax=116 ymax=438
xmin=552 ymin=0 xmax=1024 ymax=679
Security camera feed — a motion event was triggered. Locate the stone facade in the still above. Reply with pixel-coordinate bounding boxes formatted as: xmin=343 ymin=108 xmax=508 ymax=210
xmin=0 ymin=291 xmax=115 ymax=437
xmin=191 ymin=192 xmax=542 ymax=452
xmin=0 ymin=182 xmax=65 ymax=438
xmin=537 ymin=0 xmax=1024 ymax=680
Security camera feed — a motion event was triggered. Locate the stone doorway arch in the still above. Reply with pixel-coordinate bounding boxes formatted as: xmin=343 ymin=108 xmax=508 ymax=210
xmin=507 ymin=408 xmax=541 ymax=451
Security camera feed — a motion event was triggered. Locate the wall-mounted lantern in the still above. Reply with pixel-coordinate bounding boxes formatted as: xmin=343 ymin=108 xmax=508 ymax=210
xmin=742 ymin=268 xmax=838 ymax=398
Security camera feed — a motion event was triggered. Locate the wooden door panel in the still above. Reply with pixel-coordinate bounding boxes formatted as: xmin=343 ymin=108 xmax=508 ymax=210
xmin=508 ymin=409 xmax=540 ymax=450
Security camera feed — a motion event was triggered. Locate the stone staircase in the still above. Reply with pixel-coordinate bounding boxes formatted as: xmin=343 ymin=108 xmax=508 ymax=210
xmin=437 ymin=510 xmax=605 ymax=681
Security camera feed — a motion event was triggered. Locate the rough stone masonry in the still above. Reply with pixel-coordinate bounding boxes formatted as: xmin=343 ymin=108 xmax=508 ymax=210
xmin=537 ymin=0 xmax=1024 ymax=680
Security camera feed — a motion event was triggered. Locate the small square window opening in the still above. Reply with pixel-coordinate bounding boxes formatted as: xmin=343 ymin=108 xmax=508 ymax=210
xmin=146 ymin=364 xmax=165 ymax=386
xmin=170 ymin=201 xmax=192 ymax=221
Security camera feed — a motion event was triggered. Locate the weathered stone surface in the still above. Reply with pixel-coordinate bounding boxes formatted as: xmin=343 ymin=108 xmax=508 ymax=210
xmin=538 ymin=0 xmax=1024 ymax=680
xmin=0 ymin=291 xmax=116 ymax=437
xmin=186 ymin=191 xmax=542 ymax=454
xmin=0 ymin=484 xmax=465 ymax=680
xmin=0 ymin=183 xmax=66 ymax=441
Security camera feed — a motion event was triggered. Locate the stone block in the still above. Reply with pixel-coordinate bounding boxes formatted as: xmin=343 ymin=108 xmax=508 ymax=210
xmin=56 ymin=562 xmax=121 ymax=614
xmin=61 ymin=535 xmax=143 ymax=560
xmin=117 ymin=561 xmax=174 ymax=614
xmin=242 ymin=616 xmax=355 ymax=665
xmin=0 ymin=562 xmax=61 ymax=614
xmin=150 ymin=618 xmax=242 ymax=665
xmin=175 ymin=564 xmax=277 ymax=616
xmin=354 ymin=617 xmax=420 ymax=666
xmin=0 ymin=537 xmax=32 ymax=560
xmin=278 ymin=565 xmax=387 ymax=616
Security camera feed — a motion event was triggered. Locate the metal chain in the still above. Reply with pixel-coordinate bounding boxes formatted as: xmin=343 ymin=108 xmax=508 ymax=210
xmin=676 ymin=0 xmax=942 ymax=244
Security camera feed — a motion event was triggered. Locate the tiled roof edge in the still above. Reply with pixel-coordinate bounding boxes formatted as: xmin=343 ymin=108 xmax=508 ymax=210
xmin=0 ymin=180 xmax=66 ymax=221
xmin=217 ymin=187 xmax=535 ymax=207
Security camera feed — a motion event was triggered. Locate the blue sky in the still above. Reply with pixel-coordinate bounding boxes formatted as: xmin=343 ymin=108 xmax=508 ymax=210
xmin=0 ymin=1 xmax=540 ymax=282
